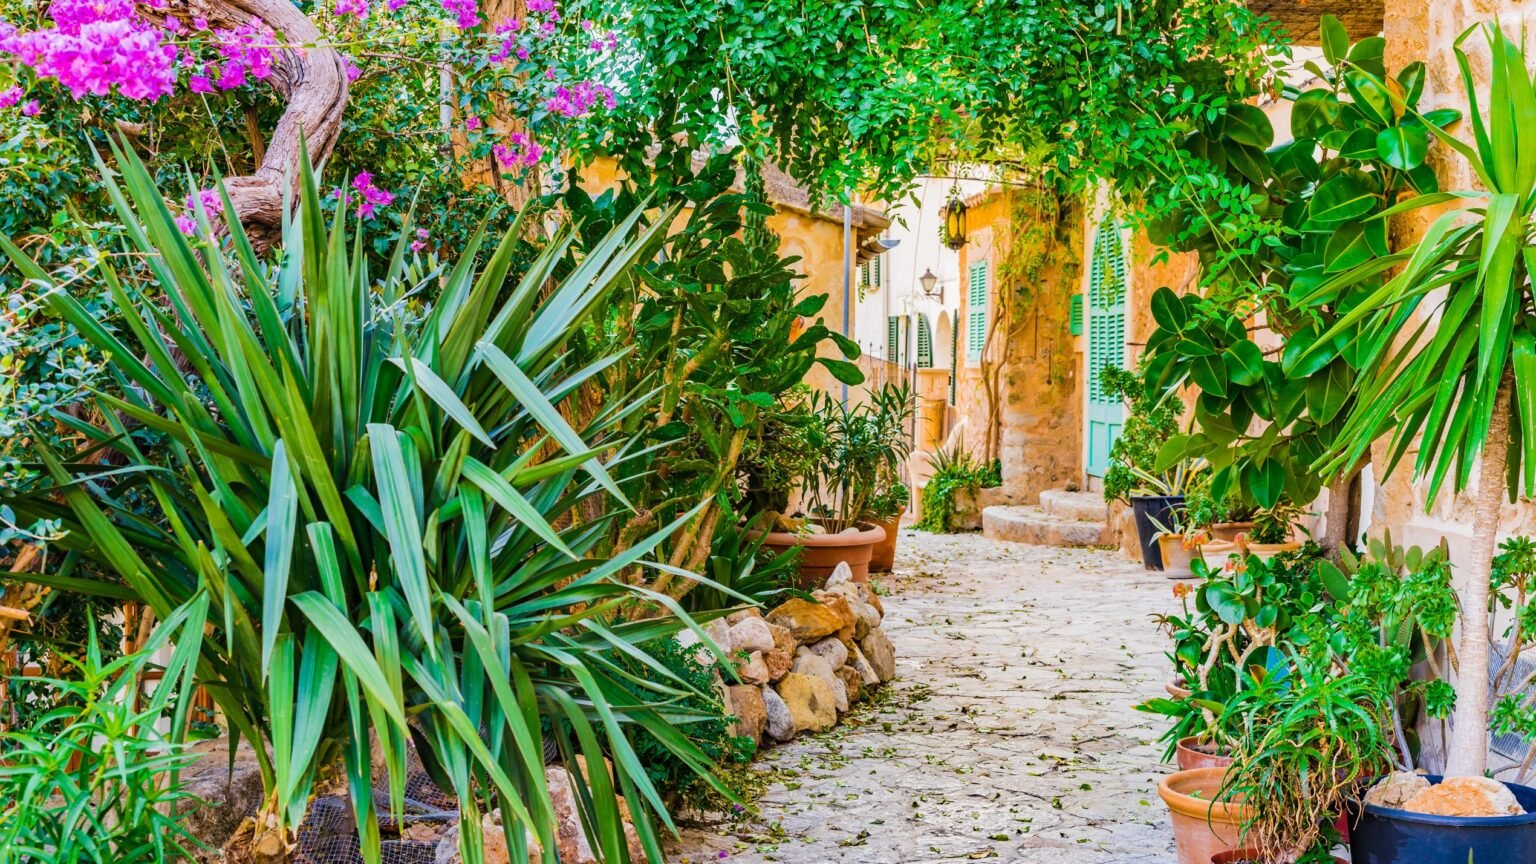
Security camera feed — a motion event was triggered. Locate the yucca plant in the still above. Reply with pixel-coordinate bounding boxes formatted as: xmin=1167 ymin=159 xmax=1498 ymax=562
xmin=1 ymin=140 xmax=740 ymax=864
xmin=1298 ymin=23 xmax=1536 ymax=778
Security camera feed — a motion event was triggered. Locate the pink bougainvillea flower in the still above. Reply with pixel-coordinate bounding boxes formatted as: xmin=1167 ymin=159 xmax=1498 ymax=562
xmin=410 ymin=239 xmax=425 ymax=252
xmin=334 ymin=0 xmax=369 ymax=18
xmin=526 ymin=0 xmax=554 ymax=12
xmin=350 ymin=172 xmax=394 ymax=219
xmin=175 ymin=213 xmax=199 ymax=235
xmin=20 ymin=99 xmax=39 ymax=116
xmin=493 ymin=131 xmax=542 ymax=170
xmin=1 ymin=0 xmax=180 ymax=102
xmin=342 ymin=55 xmax=361 ymax=81
xmin=544 ymin=80 xmax=614 ymax=117
xmin=0 ymin=86 xmax=22 ymax=108
xmin=465 ymin=114 xmax=481 ymax=130
xmin=189 ymin=71 xmax=215 ymax=93
xmin=416 ymin=227 xmax=429 ymax=239
xmin=386 ymin=0 xmax=408 ymax=9
xmin=441 ymin=0 xmax=479 ymax=29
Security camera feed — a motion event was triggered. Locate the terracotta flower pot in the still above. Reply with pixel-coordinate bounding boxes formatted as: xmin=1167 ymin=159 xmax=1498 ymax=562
xmin=1244 ymin=541 xmax=1302 ymax=564
xmin=749 ymin=521 xmax=887 ymax=589
xmin=1208 ymin=522 xmax=1254 ymax=543
xmin=1166 ymin=676 xmax=1193 ymax=700
xmin=1211 ymin=851 xmax=1348 ymax=864
xmin=868 ymin=508 xmax=906 ymax=573
xmin=1158 ymin=767 xmax=1249 ymax=864
xmin=1198 ymin=540 xmax=1236 ymax=566
xmin=1159 ymin=534 xmax=1197 ymax=579
xmin=1176 ymin=737 xmax=1234 ymax=772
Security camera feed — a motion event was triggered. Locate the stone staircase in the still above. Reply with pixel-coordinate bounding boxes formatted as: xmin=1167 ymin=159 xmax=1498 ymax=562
xmin=982 ymin=489 xmax=1114 ymax=548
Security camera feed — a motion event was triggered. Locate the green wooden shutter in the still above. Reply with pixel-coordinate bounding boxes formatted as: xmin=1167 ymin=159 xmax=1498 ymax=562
xmin=1069 ymin=294 xmax=1084 ymax=336
xmin=887 ymin=316 xmax=900 ymax=363
xmin=916 ymin=315 xmax=933 ymax=368
xmin=966 ymin=260 xmax=989 ymax=361
xmin=949 ymin=329 xmax=958 ymax=404
xmin=871 ymin=255 xmax=881 ymax=290
xmin=860 ymin=262 xmax=870 ymax=289
xmin=1085 ymin=223 xmax=1128 ymax=477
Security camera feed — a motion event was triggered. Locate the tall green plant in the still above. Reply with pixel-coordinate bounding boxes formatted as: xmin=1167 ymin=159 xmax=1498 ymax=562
xmin=0 ymin=140 xmax=739 ymax=864
xmin=1298 ymin=22 xmax=1536 ymax=779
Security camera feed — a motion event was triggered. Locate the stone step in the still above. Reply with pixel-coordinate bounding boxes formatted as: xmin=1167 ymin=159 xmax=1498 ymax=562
xmin=1038 ymin=489 xmax=1109 ymax=523
xmin=982 ymin=505 xmax=1112 ymax=548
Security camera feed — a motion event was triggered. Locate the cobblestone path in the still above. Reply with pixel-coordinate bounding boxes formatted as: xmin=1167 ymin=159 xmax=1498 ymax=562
xmin=673 ymin=530 xmax=1180 ymax=864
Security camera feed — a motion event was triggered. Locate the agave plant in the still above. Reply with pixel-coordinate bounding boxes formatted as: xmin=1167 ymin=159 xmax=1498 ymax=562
xmin=1 ymin=141 xmax=740 ymax=864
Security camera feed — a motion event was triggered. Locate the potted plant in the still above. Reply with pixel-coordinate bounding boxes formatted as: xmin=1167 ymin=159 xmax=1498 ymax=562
xmin=1184 ymin=482 xmax=1256 ymax=544
xmin=866 ymin=480 xmax=909 ymax=572
xmin=1240 ymin=501 xmax=1306 ymax=563
xmin=747 ymin=383 xmax=912 ymax=586
xmin=1126 ymin=459 xmax=1206 ymax=571
xmin=1159 ymin=766 xmax=1250 ymax=864
xmin=864 ymin=383 xmax=915 ymax=572
xmin=1293 ymin=23 xmax=1536 ymax=856
xmin=1102 ymin=367 xmax=1183 ymax=568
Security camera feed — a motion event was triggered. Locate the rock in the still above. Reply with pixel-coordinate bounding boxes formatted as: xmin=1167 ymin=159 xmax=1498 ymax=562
xmin=763 ymin=646 xmax=794 ymax=682
xmin=852 ymin=601 xmax=881 ymax=640
xmin=810 ymin=591 xmax=857 ymax=642
xmin=830 ymin=674 xmax=849 ymax=713
xmin=726 ymin=607 xmax=764 ymax=625
xmin=837 ymin=664 xmax=863 ymax=704
xmin=792 ymin=648 xmax=840 ymax=696
xmin=806 ymin=636 xmax=848 ymax=670
xmin=179 ymin=739 xmax=267 ymax=858
xmin=1402 ymin=777 xmax=1524 ymax=817
xmin=825 ymin=561 xmax=854 ymax=589
xmin=729 ymin=616 xmax=776 ymax=654
xmin=766 ymin=598 xmax=843 ymax=642
xmin=848 ymin=642 xmax=880 ymax=687
xmin=762 ymin=684 xmax=796 ymax=742
xmin=1364 ymin=772 xmax=1430 ymax=809
xmin=728 ymin=684 xmax=767 ymax=744
xmin=858 ymin=626 xmax=896 ymax=683
xmin=434 ymin=810 xmax=520 ymax=864
xmin=736 ymin=650 xmax=770 ymax=685
xmin=776 ymin=672 xmax=837 ymax=733
xmin=544 ymin=763 xmax=645 ymax=863
xmin=677 ymin=618 xmax=732 ymax=667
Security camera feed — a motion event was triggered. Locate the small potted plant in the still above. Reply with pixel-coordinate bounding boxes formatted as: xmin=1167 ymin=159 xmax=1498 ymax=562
xmin=866 ymin=480 xmax=909 ymax=572
xmin=1126 ymin=459 xmax=1206 ymax=571
xmin=747 ymin=384 xmax=912 ymax=586
xmin=1240 ymin=501 xmax=1305 ymax=563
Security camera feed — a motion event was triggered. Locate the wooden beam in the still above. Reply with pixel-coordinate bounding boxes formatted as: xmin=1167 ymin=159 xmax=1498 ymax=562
xmin=1249 ymin=0 xmax=1384 ymax=45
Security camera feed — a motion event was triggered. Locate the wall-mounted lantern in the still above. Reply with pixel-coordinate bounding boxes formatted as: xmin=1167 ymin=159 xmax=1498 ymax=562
xmin=943 ymin=187 xmax=968 ymax=250
xmin=919 ymin=267 xmax=941 ymax=302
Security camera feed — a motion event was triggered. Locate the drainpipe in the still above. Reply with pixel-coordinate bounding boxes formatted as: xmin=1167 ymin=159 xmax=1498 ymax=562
xmin=842 ymin=200 xmax=852 ymax=404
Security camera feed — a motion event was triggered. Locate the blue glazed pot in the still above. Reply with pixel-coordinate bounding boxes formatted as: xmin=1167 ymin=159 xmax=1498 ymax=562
xmin=1350 ymin=775 xmax=1536 ymax=864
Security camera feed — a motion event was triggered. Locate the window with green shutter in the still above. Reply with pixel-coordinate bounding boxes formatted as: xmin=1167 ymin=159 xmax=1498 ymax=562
xmin=949 ymin=331 xmax=958 ymax=404
xmin=1085 ymin=223 xmax=1128 ymax=477
xmin=916 ymin=315 xmax=933 ymax=368
xmin=966 ymin=260 xmax=989 ymax=361
xmin=871 ymin=255 xmax=881 ymax=291
xmin=887 ymin=316 xmax=900 ymax=364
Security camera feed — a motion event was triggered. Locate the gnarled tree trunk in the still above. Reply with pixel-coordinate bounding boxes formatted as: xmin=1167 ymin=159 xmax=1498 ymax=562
xmin=1445 ymin=373 xmax=1513 ymax=778
xmin=158 ymin=0 xmax=349 ymax=250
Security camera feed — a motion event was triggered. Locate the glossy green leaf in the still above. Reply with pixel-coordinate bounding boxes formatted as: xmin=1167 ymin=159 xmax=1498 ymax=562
xmin=1377 ymin=125 xmax=1428 ymax=169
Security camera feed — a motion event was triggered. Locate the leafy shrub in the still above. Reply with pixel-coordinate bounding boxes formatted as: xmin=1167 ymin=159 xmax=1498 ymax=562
xmin=0 ymin=598 xmax=208 ymax=864
xmin=1101 ymin=365 xmax=1179 ymax=505
xmin=914 ymin=443 xmax=998 ymax=533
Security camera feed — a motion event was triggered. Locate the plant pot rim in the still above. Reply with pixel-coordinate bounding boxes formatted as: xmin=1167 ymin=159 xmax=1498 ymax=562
xmin=1158 ymin=767 xmax=1251 ymax=822
xmin=1358 ymin=774 xmax=1536 ymax=827
xmin=1212 ymin=850 xmax=1348 ymax=864
xmin=1176 ymin=736 xmax=1229 ymax=754
xmin=1245 ymin=541 xmax=1302 ymax=551
xmin=1132 ymin=494 xmax=1186 ymax=502
xmin=746 ymin=522 xmax=887 ymax=548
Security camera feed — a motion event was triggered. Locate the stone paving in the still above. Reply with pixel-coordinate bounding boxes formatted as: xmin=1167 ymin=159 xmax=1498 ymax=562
xmin=672 ymin=530 xmax=1181 ymax=864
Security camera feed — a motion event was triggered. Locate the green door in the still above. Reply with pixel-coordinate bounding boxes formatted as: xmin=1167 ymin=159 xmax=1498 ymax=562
xmin=1085 ymin=222 xmax=1127 ymax=478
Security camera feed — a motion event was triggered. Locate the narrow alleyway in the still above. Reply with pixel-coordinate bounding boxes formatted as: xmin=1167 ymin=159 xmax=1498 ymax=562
xmin=675 ymin=531 xmax=1179 ymax=864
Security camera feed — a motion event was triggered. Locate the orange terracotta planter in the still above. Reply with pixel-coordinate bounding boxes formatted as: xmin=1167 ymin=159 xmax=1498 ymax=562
xmin=749 ymin=522 xmax=886 ymax=588
xmin=867 ymin=509 xmax=905 ymax=573
xmin=1208 ymin=522 xmax=1254 ymax=543
xmin=1175 ymin=737 xmax=1234 ymax=772
xmin=1159 ymin=767 xmax=1250 ymax=864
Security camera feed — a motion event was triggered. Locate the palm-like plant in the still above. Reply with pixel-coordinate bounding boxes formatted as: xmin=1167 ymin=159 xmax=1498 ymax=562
xmin=1299 ymin=23 xmax=1536 ymax=778
xmin=1 ymin=142 xmax=737 ymax=864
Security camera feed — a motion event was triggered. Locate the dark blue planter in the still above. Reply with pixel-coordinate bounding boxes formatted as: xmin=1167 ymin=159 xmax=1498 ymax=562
xmin=1129 ymin=495 xmax=1183 ymax=571
xmin=1350 ymin=775 xmax=1536 ymax=864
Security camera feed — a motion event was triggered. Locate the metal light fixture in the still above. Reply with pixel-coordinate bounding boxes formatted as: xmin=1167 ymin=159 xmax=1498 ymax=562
xmin=943 ymin=186 xmax=968 ymax=250
xmin=919 ymin=267 xmax=941 ymax=302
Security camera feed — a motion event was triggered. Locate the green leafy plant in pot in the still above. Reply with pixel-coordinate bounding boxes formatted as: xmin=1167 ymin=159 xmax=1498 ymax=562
xmin=1291 ymin=20 xmax=1536 ymax=857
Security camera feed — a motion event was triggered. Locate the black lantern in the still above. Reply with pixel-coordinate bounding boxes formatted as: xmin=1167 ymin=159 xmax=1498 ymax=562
xmin=919 ymin=267 xmax=941 ymax=302
xmin=943 ymin=188 xmax=968 ymax=250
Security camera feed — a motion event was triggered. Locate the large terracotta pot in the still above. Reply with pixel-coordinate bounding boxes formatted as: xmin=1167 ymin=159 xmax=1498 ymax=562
xmin=1159 ymin=767 xmax=1249 ymax=864
xmin=1208 ymin=522 xmax=1255 ymax=543
xmin=1211 ymin=852 xmax=1347 ymax=864
xmin=868 ymin=508 xmax=906 ymax=573
xmin=1176 ymin=737 xmax=1233 ymax=772
xmin=750 ymin=522 xmax=887 ymax=588
xmin=1166 ymin=676 xmax=1192 ymax=700
xmin=1198 ymin=540 xmax=1237 ymax=566
xmin=1245 ymin=541 xmax=1302 ymax=564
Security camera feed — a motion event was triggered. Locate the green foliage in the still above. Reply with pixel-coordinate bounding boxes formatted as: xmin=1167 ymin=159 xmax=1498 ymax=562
xmin=1101 ymin=365 xmax=1180 ymax=505
xmin=684 ymin=519 xmax=802 ymax=616
xmin=1140 ymin=17 xmax=1454 ymax=511
xmin=613 ymin=636 xmax=754 ymax=811
xmin=1 ymin=143 xmax=736 ymax=864
xmin=0 ymin=598 xmax=208 ymax=864
xmin=913 ymin=443 xmax=998 ymax=534
xmin=803 ymin=382 xmax=914 ymax=531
